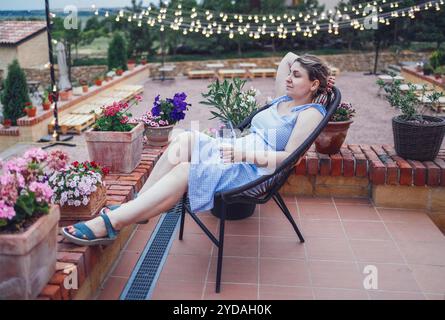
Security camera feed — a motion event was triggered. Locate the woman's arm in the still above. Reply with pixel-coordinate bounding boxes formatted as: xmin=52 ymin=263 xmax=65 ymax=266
xmin=223 ymin=107 xmax=324 ymax=169
xmin=275 ymin=52 xmax=299 ymax=98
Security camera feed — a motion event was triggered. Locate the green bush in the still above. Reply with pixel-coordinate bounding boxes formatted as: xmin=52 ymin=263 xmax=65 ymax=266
xmin=107 ymin=33 xmax=128 ymax=71
xmin=429 ymin=50 xmax=445 ymax=69
xmin=434 ymin=65 xmax=445 ymax=75
xmin=0 ymin=60 xmax=29 ymax=125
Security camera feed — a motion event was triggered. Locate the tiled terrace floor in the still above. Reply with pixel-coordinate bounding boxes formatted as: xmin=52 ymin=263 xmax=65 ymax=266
xmin=94 ymin=196 xmax=445 ymax=300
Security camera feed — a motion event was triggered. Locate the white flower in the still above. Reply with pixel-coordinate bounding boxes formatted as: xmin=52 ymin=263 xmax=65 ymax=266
xmin=74 ymin=200 xmax=81 ymax=207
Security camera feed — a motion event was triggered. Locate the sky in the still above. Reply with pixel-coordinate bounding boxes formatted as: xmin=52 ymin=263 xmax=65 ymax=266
xmin=0 ymin=0 xmax=152 ymax=11
xmin=0 ymin=0 xmax=338 ymax=11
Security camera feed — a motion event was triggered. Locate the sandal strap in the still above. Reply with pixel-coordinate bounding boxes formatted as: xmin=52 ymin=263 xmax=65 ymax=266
xmin=99 ymin=212 xmax=118 ymax=239
xmin=71 ymin=222 xmax=96 ymax=240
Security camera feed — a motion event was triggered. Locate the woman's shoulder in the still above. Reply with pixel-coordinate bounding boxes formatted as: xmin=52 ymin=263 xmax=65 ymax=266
xmin=292 ymin=103 xmax=326 ymax=116
xmin=268 ymin=95 xmax=291 ymax=106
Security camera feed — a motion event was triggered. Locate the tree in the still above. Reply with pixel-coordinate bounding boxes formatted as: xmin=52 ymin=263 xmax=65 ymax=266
xmin=1 ymin=60 xmax=29 ymax=125
xmin=108 ymin=32 xmax=128 ymax=70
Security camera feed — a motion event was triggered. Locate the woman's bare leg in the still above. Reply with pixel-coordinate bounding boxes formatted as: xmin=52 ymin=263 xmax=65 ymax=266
xmin=66 ymin=162 xmax=190 ymax=238
xmin=138 ymin=131 xmax=195 ymax=194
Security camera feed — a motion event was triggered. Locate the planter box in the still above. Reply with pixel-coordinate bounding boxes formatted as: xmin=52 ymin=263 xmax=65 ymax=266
xmin=59 ymin=184 xmax=107 ymax=222
xmin=72 ymin=86 xmax=83 ymax=96
xmin=85 ymin=122 xmax=144 ymax=173
xmin=59 ymin=90 xmax=72 ymax=101
xmin=0 ymin=206 xmax=60 ymax=299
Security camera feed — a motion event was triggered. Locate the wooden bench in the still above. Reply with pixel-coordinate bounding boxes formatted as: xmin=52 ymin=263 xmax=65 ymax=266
xmin=418 ymin=95 xmax=445 ymax=113
xmin=218 ymin=69 xmax=248 ymax=80
xmin=188 ymin=70 xmax=216 ymax=79
xmin=70 ymin=104 xmax=104 ymax=118
xmin=248 ymin=68 xmax=277 ymax=79
xmin=48 ymin=114 xmax=95 ymax=134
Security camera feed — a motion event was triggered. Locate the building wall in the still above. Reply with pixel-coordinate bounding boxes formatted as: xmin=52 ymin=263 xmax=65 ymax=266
xmin=0 ymin=46 xmax=18 ymax=77
xmin=16 ymin=32 xmax=49 ymax=69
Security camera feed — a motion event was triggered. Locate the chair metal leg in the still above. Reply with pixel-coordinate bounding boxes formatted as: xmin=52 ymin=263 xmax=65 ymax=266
xmin=215 ymin=200 xmax=226 ymax=293
xmin=273 ymin=193 xmax=305 ymax=243
xmin=179 ymin=194 xmax=187 ymax=241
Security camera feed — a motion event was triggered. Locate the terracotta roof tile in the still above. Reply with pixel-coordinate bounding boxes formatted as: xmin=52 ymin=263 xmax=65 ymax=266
xmin=0 ymin=21 xmax=47 ymax=45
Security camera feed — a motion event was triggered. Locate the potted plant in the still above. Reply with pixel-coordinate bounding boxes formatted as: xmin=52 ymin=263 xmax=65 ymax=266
xmin=59 ymin=89 xmax=72 ymax=101
xmin=3 ymin=119 xmax=12 ymax=128
xmin=141 ymin=57 xmax=147 ymax=65
xmin=382 ymin=80 xmax=445 ymax=161
xmin=95 ymin=76 xmax=103 ymax=86
xmin=315 ymin=102 xmax=356 ymax=154
xmin=0 ymin=148 xmax=67 ymax=299
xmin=115 ymin=68 xmax=124 ymax=76
xmin=137 ymin=93 xmax=190 ymax=146
xmin=201 ymin=78 xmax=260 ymax=127
xmin=84 ymin=95 xmax=144 ymax=173
xmin=41 ymin=90 xmax=51 ymax=111
xmin=434 ymin=66 xmax=445 ymax=83
xmin=23 ymin=102 xmax=36 ymax=117
xmin=127 ymin=59 xmax=136 ymax=70
xmin=48 ymin=160 xmax=109 ymax=222
xmin=201 ymin=79 xmax=262 ymax=220
xmin=423 ymin=63 xmax=434 ymax=76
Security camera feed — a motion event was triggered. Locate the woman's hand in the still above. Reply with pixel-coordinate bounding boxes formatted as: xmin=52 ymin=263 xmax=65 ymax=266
xmin=327 ymin=75 xmax=336 ymax=92
xmin=219 ymin=144 xmax=243 ymax=163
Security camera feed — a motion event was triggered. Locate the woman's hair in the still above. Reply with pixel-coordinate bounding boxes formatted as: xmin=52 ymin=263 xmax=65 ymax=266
xmin=294 ymin=54 xmax=330 ymax=98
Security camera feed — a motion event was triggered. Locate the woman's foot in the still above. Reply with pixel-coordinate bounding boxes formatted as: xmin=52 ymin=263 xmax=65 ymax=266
xmin=65 ymin=208 xmax=118 ymax=239
xmin=62 ymin=210 xmax=119 ymax=246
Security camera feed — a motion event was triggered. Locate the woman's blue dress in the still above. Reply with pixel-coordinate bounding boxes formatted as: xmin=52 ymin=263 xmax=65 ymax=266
xmin=187 ymin=96 xmax=327 ymax=213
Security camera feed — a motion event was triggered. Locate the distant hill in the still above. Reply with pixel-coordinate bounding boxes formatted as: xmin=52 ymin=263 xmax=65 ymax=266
xmin=0 ymin=8 xmax=121 ymax=20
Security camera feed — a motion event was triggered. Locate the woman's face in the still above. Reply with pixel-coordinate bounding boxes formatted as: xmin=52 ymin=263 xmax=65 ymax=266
xmin=285 ymin=61 xmax=320 ymax=101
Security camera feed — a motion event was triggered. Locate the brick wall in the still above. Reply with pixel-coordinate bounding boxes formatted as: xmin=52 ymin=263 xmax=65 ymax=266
xmin=37 ymin=146 xmax=165 ymax=300
xmin=148 ymin=51 xmax=427 ymax=76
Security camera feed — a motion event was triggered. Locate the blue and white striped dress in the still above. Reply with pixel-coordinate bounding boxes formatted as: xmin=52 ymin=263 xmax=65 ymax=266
xmin=188 ymin=96 xmax=327 ymax=213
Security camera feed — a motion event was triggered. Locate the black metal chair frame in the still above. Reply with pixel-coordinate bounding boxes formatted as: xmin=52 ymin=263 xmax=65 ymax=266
xmin=178 ymin=87 xmax=342 ymax=293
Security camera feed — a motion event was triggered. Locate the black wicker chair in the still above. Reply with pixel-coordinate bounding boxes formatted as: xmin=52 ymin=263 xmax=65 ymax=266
xmin=178 ymin=86 xmax=341 ymax=293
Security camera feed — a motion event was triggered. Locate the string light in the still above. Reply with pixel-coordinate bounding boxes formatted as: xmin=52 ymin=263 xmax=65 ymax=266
xmin=87 ymin=0 xmax=441 ymax=41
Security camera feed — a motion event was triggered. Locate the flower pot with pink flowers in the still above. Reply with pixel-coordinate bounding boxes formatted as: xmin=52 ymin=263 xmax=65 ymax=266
xmin=0 ymin=148 xmax=69 ymax=299
xmin=84 ymin=95 xmax=144 ymax=173
xmin=49 ymin=160 xmax=109 ymax=224
xmin=315 ymin=102 xmax=356 ymax=154
xmin=137 ymin=93 xmax=191 ymax=147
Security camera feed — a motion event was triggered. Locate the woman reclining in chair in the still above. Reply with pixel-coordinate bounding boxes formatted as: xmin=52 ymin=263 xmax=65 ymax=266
xmin=62 ymin=53 xmax=334 ymax=246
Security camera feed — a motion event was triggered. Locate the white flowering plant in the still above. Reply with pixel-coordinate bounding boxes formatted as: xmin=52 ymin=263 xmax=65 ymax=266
xmin=48 ymin=161 xmax=109 ymax=207
xmin=201 ymin=78 xmax=261 ymax=127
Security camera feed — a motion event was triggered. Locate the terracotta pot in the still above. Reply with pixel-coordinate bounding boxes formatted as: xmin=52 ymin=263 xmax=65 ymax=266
xmin=59 ymin=185 xmax=107 ymax=221
xmin=42 ymin=101 xmax=51 ymax=111
xmin=82 ymin=85 xmax=89 ymax=93
xmin=0 ymin=206 xmax=60 ymax=299
xmin=85 ymin=122 xmax=144 ymax=173
xmin=95 ymin=79 xmax=102 ymax=86
xmin=116 ymin=69 xmax=124 ymax=76
xmin=25 ymin=107 xmax=37 ymax=118
xmin=59 ymin=90 xmax=72 ymax=101
xmin=315 ymin=120 xmax=353 ymax=154
xmin=141 ymin=59 xmax=147 ymax=65
xmin=3 ymin=119 xmax=12 ymax=128
xmin=144 ymin=124 xmax=174 ymax=146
